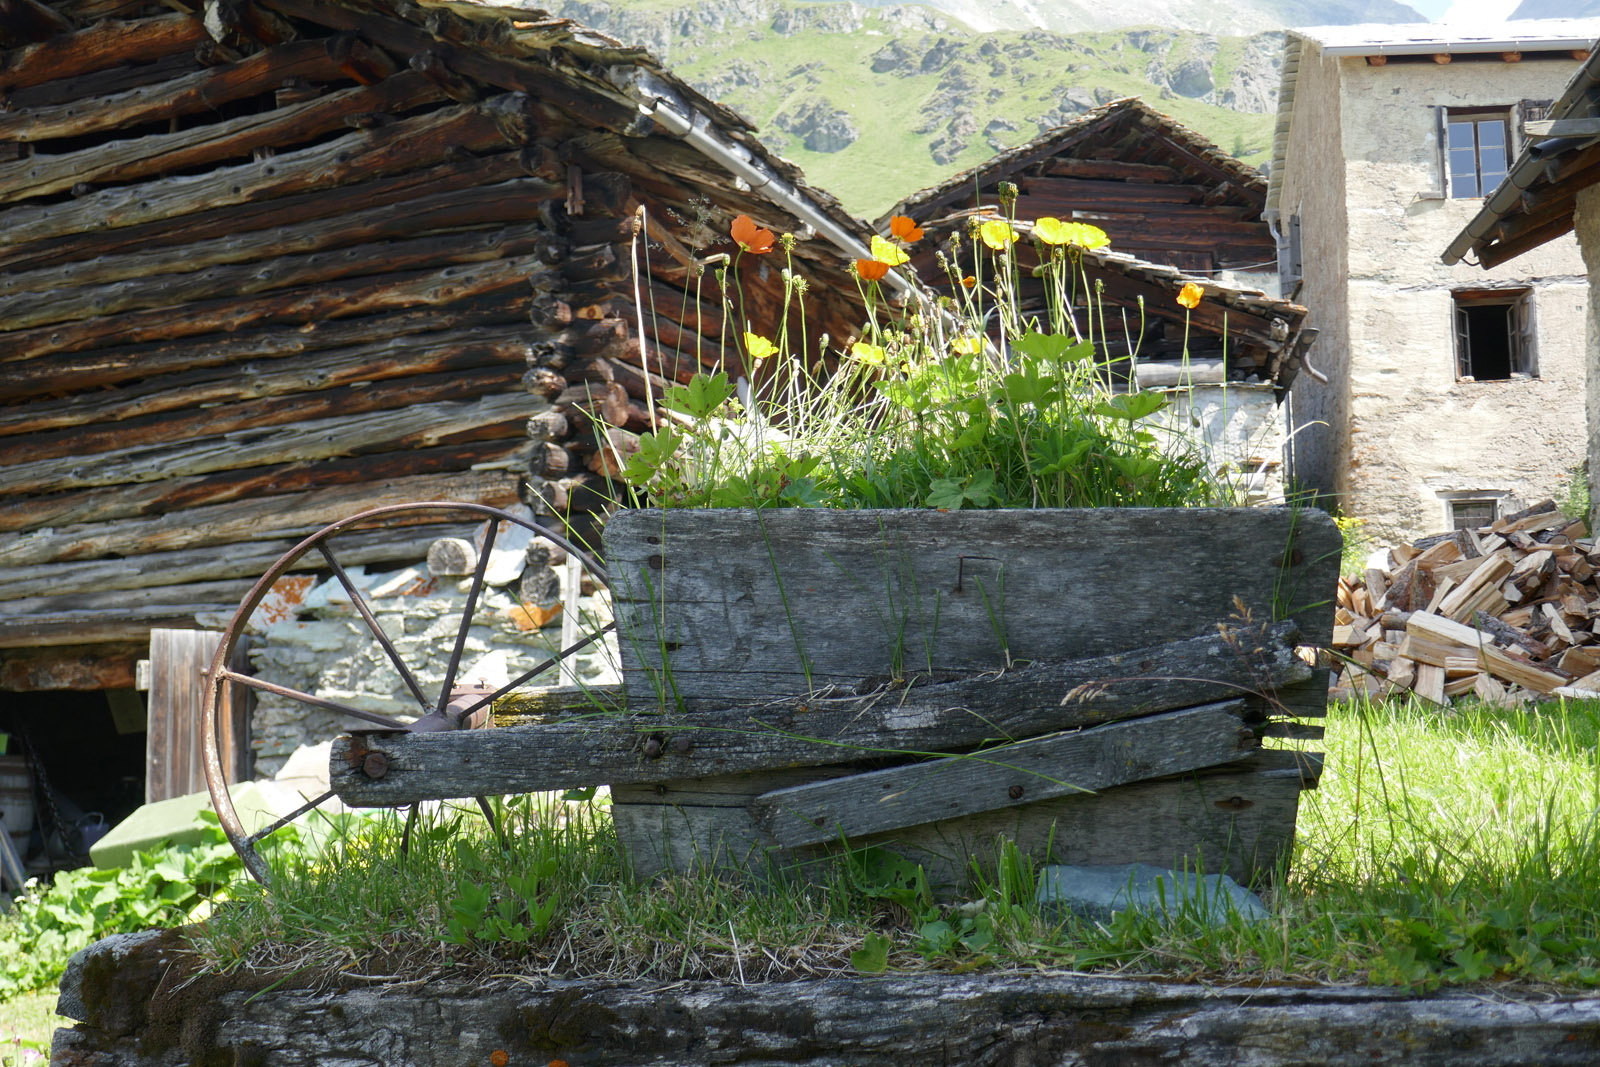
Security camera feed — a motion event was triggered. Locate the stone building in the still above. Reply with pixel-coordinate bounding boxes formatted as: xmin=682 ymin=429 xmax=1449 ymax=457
xmin=1265 ymin=19 xmax=1599 ymax=544
xmin=1444 ymin=40 xmax=1600 ymax=534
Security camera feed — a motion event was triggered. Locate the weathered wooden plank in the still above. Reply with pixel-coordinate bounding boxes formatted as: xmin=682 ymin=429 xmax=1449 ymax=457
xmin=0 ymin=254 xmax=557 ymax=363
xmin=0 ymin=392 xmax=536 ymax=494
xmin=604 ymin=508 xmax=1340 ymax=709
xmin=0 ymin=642 xmax=143 ymax=691
xmin=146 ymin=628 xmax=220 ymax=801
xmin=0 ymin=520 xmax=497 ymax=602
xmin=0 ymin=13 xmax=204 ymax=92
xmin=0 ymin=38 xmax=343 ymax=142
xmin=0 ymin=607 xmax=239 ymax=648
xmin=0 ymin=294 xmax=533 ymax=399
xmin=615 ymin=750 xmax=1319 ymax=893
xmin=0 ymin=327 xmax=531 ymax=437
xmin=0 ymin=71 xmax=448 ymax=204
xmin=0 ymin=93 xmax=533 ymax=250
xmin=754 ymin=701 xmax=1256 ymax=847
xmin=0 ymin=149 xmax=536 ymax=274
xmin=1 ymin=222 xmax=552 ymax=331
xmin=3 ymin=178 xmax=561 ymax=296
xmin=329 ymin=622 xmax=1312 ymax=807
xmin=490 ymin=683 xmax=626 ymax=725
xmin=0 ymin=579 xmax=254 ymax=617
xmin=0 ymin=469 xmax=523 ymax=566
xmin=0 ymin=439 xmax=528 ymax=533
xmin=1 ymin=365 xmax=522 ymax=469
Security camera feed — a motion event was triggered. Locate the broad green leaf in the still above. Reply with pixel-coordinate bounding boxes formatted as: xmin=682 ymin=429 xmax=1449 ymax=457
xmin=849 ymin=932 xmax=893 ymax=974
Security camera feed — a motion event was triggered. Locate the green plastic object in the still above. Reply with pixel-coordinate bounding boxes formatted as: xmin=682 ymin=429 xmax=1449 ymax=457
xmin=90 ymin=782 xmax=278 ymax=870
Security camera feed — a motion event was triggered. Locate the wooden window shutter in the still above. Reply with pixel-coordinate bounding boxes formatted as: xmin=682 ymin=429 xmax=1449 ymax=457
xmin=1453 ymin=299 xmax=1472 ymax=377
xmin=1516 ymin=292 xmax=1536 ymax=375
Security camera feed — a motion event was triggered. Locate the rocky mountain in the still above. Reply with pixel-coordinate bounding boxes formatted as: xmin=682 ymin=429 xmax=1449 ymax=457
xmin=1511 ymin=0 xmax=1600 ymax=16
xmin=841 ymin=0 xmax=1424 ymax=34
xmin=545 ymin=0 xmax=1404 ymax=216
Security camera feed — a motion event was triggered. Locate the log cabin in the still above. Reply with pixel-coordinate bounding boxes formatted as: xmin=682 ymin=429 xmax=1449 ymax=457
xmin=0 ymin=0 xmax=883 ymax=850
xmin=877 ymin=97 xmax=1316 ymax=393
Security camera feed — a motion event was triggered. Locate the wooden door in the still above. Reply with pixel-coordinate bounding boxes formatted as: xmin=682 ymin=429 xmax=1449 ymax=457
xmin=146 ymin=629 xmax=252 ymax=803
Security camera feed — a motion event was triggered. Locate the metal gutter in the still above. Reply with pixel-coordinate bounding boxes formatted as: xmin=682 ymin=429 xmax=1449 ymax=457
xmin=606 ymin=67 xmax=916 ymax=298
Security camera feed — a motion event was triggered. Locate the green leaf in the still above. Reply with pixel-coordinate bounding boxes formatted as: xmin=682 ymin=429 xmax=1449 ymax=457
xmin=926 ymin=478 xmax=967 ymax=511
xmin=1092 ymin=392 xmax=1168 ymax=422
xmin=662 ymin=372 xmax=736 ymax=420
xmin=1010 ymin=331 xmax=1091 ymax=364
xmin=849 ymin=932 xmax=893 ymax=974
xmin=561 ymin=786 xmax=598 ymax=802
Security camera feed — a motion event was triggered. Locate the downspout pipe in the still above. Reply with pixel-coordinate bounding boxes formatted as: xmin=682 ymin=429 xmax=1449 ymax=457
xmin=608 ymin=67 xmax=916 ymax=299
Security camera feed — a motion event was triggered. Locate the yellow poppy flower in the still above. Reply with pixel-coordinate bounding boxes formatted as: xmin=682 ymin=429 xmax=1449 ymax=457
xmin=870 ymin=234 xmax=909 ymax=266
xmin=850 ymin=342 xmax=888 ymax=365
xmin=979 ymin=219 xmax=1019 ymax=251
xmin=744 ymin=332 xmax=779 ymax=360
xmin=1033 ymin=217 xmax=1071 ymax=245
xmin=950 ymin=335 xmax=985 ymax=355
xmin=1176 ymin=282 xmax=1203 ymax=309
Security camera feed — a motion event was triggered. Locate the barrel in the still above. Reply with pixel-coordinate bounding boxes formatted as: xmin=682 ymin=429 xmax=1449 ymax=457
xmin=0 ymin=754 xmax=35 ymax=859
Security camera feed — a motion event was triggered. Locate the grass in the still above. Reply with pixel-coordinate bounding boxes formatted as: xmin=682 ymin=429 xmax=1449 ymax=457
xmin=0 ymin=989 xmax=55 ymax=1065
xmin=179 ymin=694 xmax=1600 ymax=993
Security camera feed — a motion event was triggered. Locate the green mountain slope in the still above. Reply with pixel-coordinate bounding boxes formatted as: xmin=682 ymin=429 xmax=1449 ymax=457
xmin=551 ymin=1 xmax=1285 ymax=218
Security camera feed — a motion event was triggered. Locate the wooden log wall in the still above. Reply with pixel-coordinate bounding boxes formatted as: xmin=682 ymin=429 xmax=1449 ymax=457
xmin=0 ymin=0 xmax=875 ymax=687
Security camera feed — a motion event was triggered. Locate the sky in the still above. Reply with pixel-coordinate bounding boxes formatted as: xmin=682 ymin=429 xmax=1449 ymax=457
xmin=1417 ymin=0 xmax=1524 ymax=21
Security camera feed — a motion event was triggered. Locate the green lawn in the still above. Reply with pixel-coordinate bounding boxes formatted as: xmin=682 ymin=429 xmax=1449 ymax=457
xmin=0 ymin=989 xmax=56 ymax=1066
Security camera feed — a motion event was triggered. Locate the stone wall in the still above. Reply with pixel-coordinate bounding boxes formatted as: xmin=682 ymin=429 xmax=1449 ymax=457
xmin=1152 ymin=382 xmax=1286 ymax=503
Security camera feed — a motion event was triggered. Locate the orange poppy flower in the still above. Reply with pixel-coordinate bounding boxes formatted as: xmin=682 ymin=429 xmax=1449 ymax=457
xmin=489 ymin=1052 xmax=508 ymax=1067
xmin=730 ymin=214 xmax=775 ymax=255
xmin=889 ymin=215 xmax=924 ymax=243
xmin=856 ymin=259 xmax=890 ymax=281
xmin=1176 ymin=282 xmax=1203 ymax=309
xmin=960 ymin=275 xmax=976 ymax=289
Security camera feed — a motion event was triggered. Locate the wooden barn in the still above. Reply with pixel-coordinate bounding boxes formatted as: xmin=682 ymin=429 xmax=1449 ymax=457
xmin=879 ymin=98 xmax=1316 ymax=390
xmin=0 ymin=0 xmax=880 ymax=856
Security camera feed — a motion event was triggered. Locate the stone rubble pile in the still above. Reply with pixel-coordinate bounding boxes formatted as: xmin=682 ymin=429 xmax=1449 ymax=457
xmin=1330 ymin=499 xmax=1599 ymax=707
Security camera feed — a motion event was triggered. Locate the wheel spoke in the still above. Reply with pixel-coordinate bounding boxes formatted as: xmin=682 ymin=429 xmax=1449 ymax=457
xmin=435 ymin=518 xmax=498 ymax=713
xmin=218 ymin=669 xmax=412 ymax=731
xmin=317 ymin=541 xmax=431 ymax=712
xmin=452 ymin=621 xmax=618 ymax=722
xmin=244 ymin=788 xmax=338 ymax=847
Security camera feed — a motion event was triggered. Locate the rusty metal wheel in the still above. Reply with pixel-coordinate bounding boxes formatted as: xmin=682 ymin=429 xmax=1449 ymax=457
xmin=200 ymin=502 xmax=613 ymax=884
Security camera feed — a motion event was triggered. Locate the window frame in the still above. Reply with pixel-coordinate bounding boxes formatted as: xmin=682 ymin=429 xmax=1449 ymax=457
xmin=1444 ymin=107 xmax=1512 ymax=200
xmin=1452 ymin=287 xmax=1535 ymax=381
xmin=1446 ymin=497 xmax=1500 ymax=531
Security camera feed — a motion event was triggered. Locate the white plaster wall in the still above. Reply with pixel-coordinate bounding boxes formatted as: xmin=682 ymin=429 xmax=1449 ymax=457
xmin=1578 ymin=183 xmax=1600 ymax=533
xmin=1276 ymin=47 xmax=1349 ymax=505
xmin=1279 ymin=47 xmax=1588 ymax=543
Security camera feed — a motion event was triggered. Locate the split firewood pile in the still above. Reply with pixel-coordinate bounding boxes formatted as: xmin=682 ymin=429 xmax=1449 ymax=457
xmin=1330 ymin=499 xmax=1600 ymax=706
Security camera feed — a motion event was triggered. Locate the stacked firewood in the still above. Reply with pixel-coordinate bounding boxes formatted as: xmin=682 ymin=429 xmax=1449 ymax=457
xmin=1330 ymin=499 xmax=1600 ymax=706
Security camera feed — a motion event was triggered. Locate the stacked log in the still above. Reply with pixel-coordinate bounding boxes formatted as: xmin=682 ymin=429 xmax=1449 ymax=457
xmin=1329 ymin=500 xmax=1597 ymax=705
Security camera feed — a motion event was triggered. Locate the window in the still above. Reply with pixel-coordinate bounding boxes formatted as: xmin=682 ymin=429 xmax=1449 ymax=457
xmin=1445 ymin=109 xmax=1510 ymax=198
xmin=1452 ymin=288 xmax=1533 ymax=381
xmin=1448 ymin=497 xmax=1499 ymax=530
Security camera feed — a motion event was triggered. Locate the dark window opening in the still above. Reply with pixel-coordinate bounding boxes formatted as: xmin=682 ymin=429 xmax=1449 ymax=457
xmin=1449 ymin=498 xmax=1498 ymax=530
xmin=1446 ymin=109 xmax=1510 ymax=198
xmin=1453 ymin=289 xmax=1532 ymax=381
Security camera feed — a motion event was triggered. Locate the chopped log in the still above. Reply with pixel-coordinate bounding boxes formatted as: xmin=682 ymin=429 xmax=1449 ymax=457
xmin=0 ymin=469 xmax=521 ymax=566
xmin=1436 ymin=552 xmax=1514 ymax=622
xmin=1405 ymin=612 xmax=1570 ymax=694
xmin=754 ymin=701 xmax=1256 ymax=847
xmin=0 ymin=254 xmax=557 ymax=363
xmin=0 ymin=13 xmax=205 ymax=92
xmin=0 ymin=93 xmax=534 ymax=251
xmin=0 ymin=391 xmax=537 ymax=494
xmin=330 ymin=622 xmax=1312 ymax=806
xmin=0 ymin=72 xmax=449 ymax=205
xmin=1 ymin=223 xmax=554 ymax=331
xmin=0 ymin=520 xmax=504 ymax=602
xmin=0 ymin=642 xmax=142 ymax=691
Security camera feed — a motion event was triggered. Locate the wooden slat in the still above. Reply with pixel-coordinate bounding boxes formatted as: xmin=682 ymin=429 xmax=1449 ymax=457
xmin=0 ymin=391 xmax=536 ymax=494
xmin=605 ymin=508 xmax=1340 ymax=709
xmin=0 ymin=254 xmax=557 ymax=363
xmin=754 ymin=701 xmax=1255 ymax=847
xmin=0 ymin=13 xmax=204 ymax=92
xmin=329 ymin=622 xmax=1314 ymax=807
xmin=0 ymin=71 xmax=448 ymax=205
xmin=0 ymin=93 xmax=534 ymax=251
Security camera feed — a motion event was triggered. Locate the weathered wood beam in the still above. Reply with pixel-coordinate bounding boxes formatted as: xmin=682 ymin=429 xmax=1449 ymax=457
xmin=0 ymin=13 xmax=204 ymax=92
xmin=1479 ymin=214 xmax=1577 ymax=269
xmin=0 ymin=440 xmax=530 ymax=534
xmin=0 ymin=327 xmax=532 ymax=437
xmin=1040 ymin=157 xmax=1181 ymax=183
xmin=754 ymin=701 xmax=1256 ymax=847
xmin=0 ymin=290 xmax=534 ymax=398
xmin=0 ymin=254 xmax=558 ymax=363
xmin=0 ymin=579 xmax=254 ymax=618
xmin=1020 ymin=176 xmax=1214 ymax=205
xmin=6 ymin=49 xmax=200 ymax=110
xmin=0 ymin=390 xmax=536 ymax=495
xmin=330 ymin=622 xmax=1311 ymax=806
xmin=0 ymin=149 xmax=537 ymax=273
xmin=0 ymin=0 xmax=75 ymax=48
xmin=0 ymin=38 xmax=345 ymax=143
xmin=0 ymin=642 xmax=142 ymax=690
xmin=1 ymin=364 xmax=522 ymax=471
xmin=0 ymin=605 xmax=237 ymax=647
xmin=1523 ymin=118 xmax=1600 ymax=138
xmin=3 ymin=178 xmax=561 ymax=296
xmin=0 ymin=519 xmax=505 ymax=602
xmin=0 ymin=71 xmax=447 ymax=204
xmin=0 ymin=93 xmax=536 ymax=250
xmin=0 ymin=469 xmax=524 ymax=567
xmin=1 ymin=224 xmax=553 ymax=330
